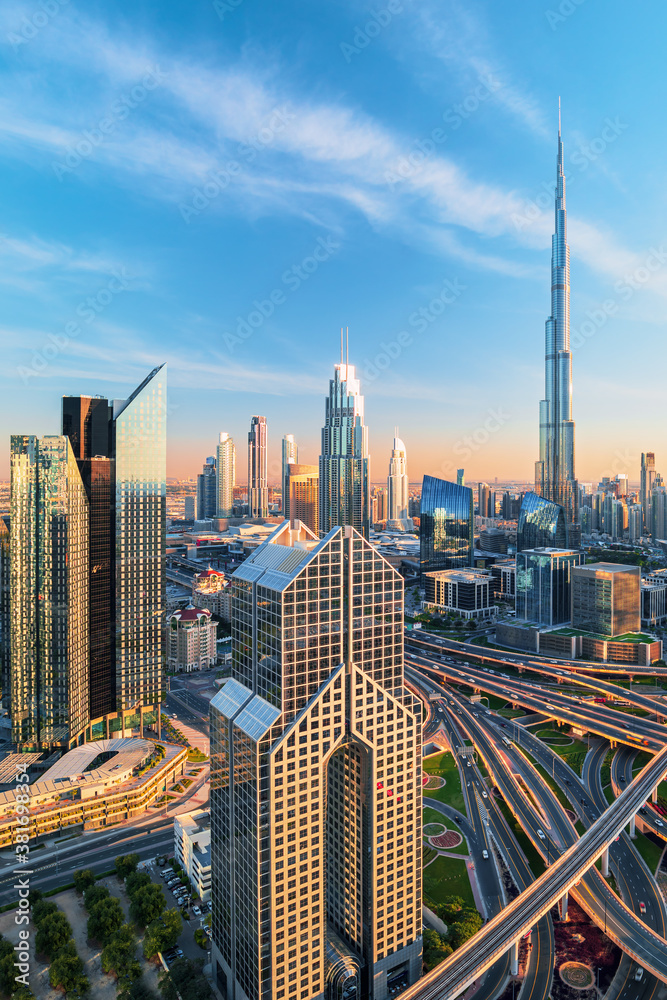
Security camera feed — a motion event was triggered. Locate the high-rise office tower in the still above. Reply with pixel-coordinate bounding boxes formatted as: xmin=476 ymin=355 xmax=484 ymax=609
xmin=516 ymin=492 xmax=567 ymax=553
xmin=282 ymin=434 xmax=298 ymax=518
xmin=628 ymin=504 xmax=642 ymax=540
xmin=217 ymin=433 xmax=236 ymax=518
xmin=534 ymin=111 xmax=579 ymax=533
xmin=571 ymin=563 xmax=640 ymax=636
xmin=197 ymin=457 xmax=217 ymax=521
xmin=651 ymin=486 xmax=667 ymax=542
xmin=456 ymin=469 xmax=465 ymax=486
xmin=286 ymin=464 xmax=319 ymax=534
xmin=387 ymin=431 xmax=409 ymax=521
xmin=248 ymin=416 xmax=268 ymax=519
xmin=11 ymin=366 xmax=166 ymax=749
xmin=319 ymin=362 xmax=370 ymax=539
xmin=477 ymin=483 xmax=491 ymax=518
xmin=210 ymin=522 xmax=422 ymax=1000
xmin=420 ymin=476 xmax=474 ymax=577
xmin=516 ymin=547 xmax=582 ymax=626
xmin=375 ymin=487 xmax=387 ymax=524
xmin=641 ymin=453 xmax=656 ymax=530
xmin=10 ymin=436 xmax=89 ymax=747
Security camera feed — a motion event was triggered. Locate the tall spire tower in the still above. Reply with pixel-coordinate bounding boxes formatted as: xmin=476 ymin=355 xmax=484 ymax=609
xmin=535 ymin=103 xmax=579 ymax=536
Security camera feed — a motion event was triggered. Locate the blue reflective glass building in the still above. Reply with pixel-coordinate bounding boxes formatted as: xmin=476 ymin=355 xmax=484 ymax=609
xmin=517 ymin=492 xmax=567 ymax=553
xmin=516 ymin=547 xmax=582 ymax=626
xmin=419 ymin=476 xmax=473 ymax=576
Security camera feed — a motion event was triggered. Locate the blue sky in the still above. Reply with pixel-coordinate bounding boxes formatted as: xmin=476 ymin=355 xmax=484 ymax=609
xmin=0 ymin=0 xmax=665 ymax=484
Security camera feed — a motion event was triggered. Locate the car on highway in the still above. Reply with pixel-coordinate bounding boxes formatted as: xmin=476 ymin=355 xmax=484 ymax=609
xmin=655 ymin=818 xmax=664 ymax=827
xmin=482 ymin=791 xmax=488 ymax=798
xmin=482 ymin=850 xmax=489 ymax=859
xmin=537 ymin=829 xmax=546 ymax=840
xmin=639 ymin=902 xmax=646 ymax=914
xmin=635 ymin=968 xmax=644 ymax=983
xmin=619 ymin=775 xmax=625 ymax=782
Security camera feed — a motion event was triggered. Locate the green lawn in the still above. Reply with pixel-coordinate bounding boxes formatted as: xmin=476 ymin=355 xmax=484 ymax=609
xmin=423 ymin=856 xmax=476 ymax=910
xmin=422 ymin=806 xmax=470 ymax=854
xmin=497 ymin=707 xmax=526 ymax=719
xmin=423 ymin=751 xmax=465 ymax=812
xmin=633 ymin=832 xmax=665 ymax=874
xmin=423 ymin=844 xmax=439 ymax=865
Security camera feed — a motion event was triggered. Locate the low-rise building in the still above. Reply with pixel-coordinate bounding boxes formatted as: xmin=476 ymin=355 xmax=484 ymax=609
xmin=168 ymin=605 xmax=218 ymax=673
xmin=422 ymin=568 xmax=495 ymax=620
xmin=192 ymin=566 xmax=232 ymax=622
xmin=0 ymin=737 xmax=187 ymax=847
xmin=174 ymin=809 xmax=211 ymax=902
xmin=642 ymin=572 xmax=667 ymax=627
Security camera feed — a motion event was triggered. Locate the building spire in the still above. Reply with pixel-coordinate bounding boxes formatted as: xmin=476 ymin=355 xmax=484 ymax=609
xmin=558 ymin=95 xmax=561 ymax=137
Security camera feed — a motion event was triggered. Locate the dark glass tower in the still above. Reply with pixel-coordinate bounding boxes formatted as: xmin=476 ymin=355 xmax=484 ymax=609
xmin=10 ymin=365 xmax=166 ymax=749
xmin=516 ymin=492 xmax=567 ymax=553
xmin=62 ymin=396 xmax=115 ymax=720
xmin=319 ymin=363 xmax=370 ymax=539
xmin=419 ymin=475 xmax=474 ymax=577
xmin=535 ymin=111 xmax=579 ymax=532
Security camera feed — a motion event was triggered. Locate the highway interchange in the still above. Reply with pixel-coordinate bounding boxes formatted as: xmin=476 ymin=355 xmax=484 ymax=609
xmin=407 ymin=629 xmax=667 ymax=1000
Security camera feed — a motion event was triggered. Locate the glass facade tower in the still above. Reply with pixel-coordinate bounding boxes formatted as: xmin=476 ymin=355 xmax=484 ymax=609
xmin=516 ymin=492 xmax=567 ymax=553
xmin=571 ymin=563 xmax=640 ymax=636
xmin=516 ymin=547 xmax=582 ymax=626
xmin=282 ymin=434 xmax=298 ymax=518
xmin=248 ymin=416 xmax=268 ymax=519
xmin=319 ymin=363 xmax=371 ymax=539
xmin=535 ymin=115 xmax=579 ymax=532
xmin=217 ymin=433 xmax=236 ymax=519
xmin=387 ymin=432 xmax=408 ymax=522
xmin=10 ymin=365 xmax=166 ymax=749
xmin=210 ymin=522 xmax=422 ymax=1000
xmin=10 ymin=435 xmax=89 ymax=747
xmin=419 ymin=475 xmax=474 ymax=577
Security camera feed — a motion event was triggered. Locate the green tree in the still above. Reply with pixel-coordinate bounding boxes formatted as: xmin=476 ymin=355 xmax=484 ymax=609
xmin=73 ymin=869 xmax=96 ymax=895
xmin=125 ymin=871 xmax=152 ymax=899
xmin=84 ymin=884 xmax=110 ymax=911
xmin=143 ymin=908 xmax=182 ymax=959
xmin=130 ymin=883 xmax=166 ymax=928
xmin=49 ymin=942 xmax=89 ymax=996
xmin=423 ymin=928 xmax=452 ymax=970
xmin=101 ymin=924 xmax=139 ymax=977
xmin=449 ymin=914 xmax=483 ymax=949
xmin=0 ymin=937 xmax=16 ymax=995
xmin=193 ymin=928 xmax=208 ymax=949
xmin=115 ymin=854 xmax=141 ymax=880
xmin=32 ymin=899 xmax=58 ymax=926
xmin=87 ymin=897 xmax=125 ymax=945
xmin=159 ymin=958 xmax=212 ymax=1000
xmin=11 ymin=987 xmax=36 ymax=1000
xmin=118 ymin=980 xmax=158 ymax=1000
xmin=35 ymin=912 xmax=73 ymax=960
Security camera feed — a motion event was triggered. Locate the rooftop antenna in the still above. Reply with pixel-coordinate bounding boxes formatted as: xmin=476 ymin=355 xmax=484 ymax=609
xmin=346 ymin=326 xmax=349 ymax=369
xmin=558 ymin=95 xmax=561 ymax=137
xmin=340 ymin=327 xmax=343 ymax=365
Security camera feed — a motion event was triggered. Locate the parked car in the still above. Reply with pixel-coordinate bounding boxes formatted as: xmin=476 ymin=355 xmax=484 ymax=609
xmin=193 ymin=905 xmax=202 ymax=916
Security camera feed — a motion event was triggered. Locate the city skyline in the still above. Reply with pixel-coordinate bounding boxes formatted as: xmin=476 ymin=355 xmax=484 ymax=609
xmin=1 ymin=3 xmax=667 ymax=484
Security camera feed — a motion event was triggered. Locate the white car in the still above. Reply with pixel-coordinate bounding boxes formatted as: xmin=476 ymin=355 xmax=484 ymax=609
xmin=193 ymin=905 xmax=202 ymax=916
xmin=482 ymin=850 xmax=489 ymax=859
xmin=537 ymin=829 xmax=546 ymax=840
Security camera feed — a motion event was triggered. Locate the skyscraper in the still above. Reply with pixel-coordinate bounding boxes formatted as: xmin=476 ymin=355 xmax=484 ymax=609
xmin=217 ymin=433 xmax=236 ymax=518
xmin=517 ymin=492 xmax=567 ymax=553
xmin=387 ymin=431 xmax=409 ymax=521
xmin=516 ymin=547 xmax=582 ymax=626
xmin=477 ymin=483 xmax=491 ymax=518
xmin=419 ymin=475 xmax=474 ymax=577
xmin=248 ymin=415 xmax=268 ymax=518
xmin=641 ymin=452 xmax=656 ymax=530
xmin=281 ymin=434 xmax=298 ymax=518
xmin=197 ymin=457 xmax=217 ymax=520
xmin=456 ymin=469 xmax=465 ymax=486
xmin=319 ymin=362 xmax=370 ymax=538
xmin=210 ymin=522 xmax=422 ymax=1000
xmin=534 ymin=111 xmax=579 ymax=533
xmin=10 ymin=435 xmax=89 ymax=747
xmin=11 ymin=365 xmax=166 ymax=749
xmin=286 ymin=463 xmax=319 ymax=534
xmin=0 ymin=515 xmax=9 ymax=713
